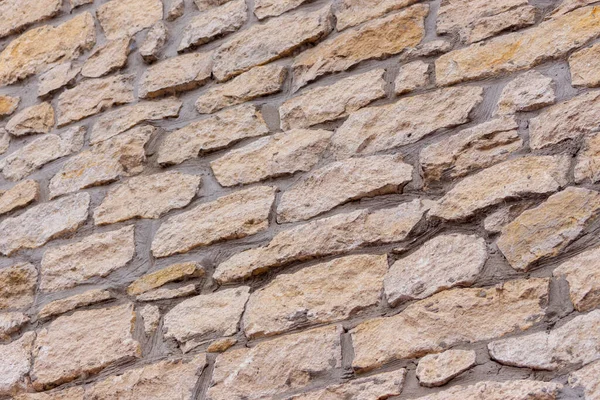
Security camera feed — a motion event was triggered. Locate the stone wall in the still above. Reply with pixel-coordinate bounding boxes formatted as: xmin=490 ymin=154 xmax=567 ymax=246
xmin=0 ymin=0 xmax=599 ymax=398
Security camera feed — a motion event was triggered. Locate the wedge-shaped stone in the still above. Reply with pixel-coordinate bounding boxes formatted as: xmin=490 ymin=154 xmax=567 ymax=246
xmin=0 ymin=312 xmax=29 ymax=341
xmin=0 ymin=263 xmax=37 ymax=311
xmin=91 ymin=97 xmax=182 ymax=144
xmin=334 ymin=0 xmax=419 ymax=31
xmin=39 ymin=289 xmax=113 ymax=319
xmin=395 ymin=60 xmax=429 ymax=95
xmin=0 ymin=193 xmax=89 ymax=256
xmin=280 ymin=69 xmax=386 ymax=130
xmin=152 ymin=186 xmax=276 ymax=257
xmin=436 ymin=6 xmax=600 ymax=86
xmin=139 ymin=22 xmax=167 ymax=63
xmin=207 ymin=325 xmax=342 ymax=400
xmin=196 ymin=64 xmax=286 ymax=114
xmin=0 ymin=180 xmax=39 ymax=216
xmin=384 ymin=234 xmax=487 ymax=306
xmin=37 ymin=62 xmax=81 ymax=97
xmin=292 ymin=5 xmax=427 ymax=90
xmin=137 ymin=284 xmax=196 ymax=302
xmin=554 ymin=246 xmax=600 ymax=312
xmin=430 ymin=155 xmax=570 ymax=221
xmin=31 ymin=304 xmax=141 ymax=390
xmin=179 ymin=0 xmax=247 ymax=51
xmin=158 ymin=104 xmax=269 ymax=165
xmin=575 ymin=133 xmax=600 ymax=183
xmin=214 ymin=199 xmax=432 ymax=283
xmin=498 ymin=187 xmax=600 ymax=271
xmin=128 ymin=262 xmax=204 ymax=295
xmin=49 ymin=126 xmax=154 ymax=198
xmin=416 ymin=350 xmax=476 ymax=387
xmin=420 ymin=117 xmax=521 ymax=183
xmin=164 ymin=287 xmax=249 ymax=346
xmin=571 ymin=43 xmax=600 ymax=87
xmin=278 ymin=155 xmax=413 ymax=222
xmin=213 ymin=6 xmax=333 ymax=81
xmin=40 ymin=225 xmax=135 ymax=292
xmin=139 ymin=53 xmax=212 ymax=99
xmin=0 ymin=332 xmax=35 ymax=396
xmin=569 ymin=361 xmax=600 ymax=400
xmin=496 ymin=71 xmax=556 ymax=115
xmin=6 ymin=103 xmax=55 ymax=136
xmin=245 ymin=254 xmax=386 ymax=338
xmin=0 ymin=13 xmax=96 ymax=87
xmin=254 ymin=0 xmax=310 ymax=19
xmin=414 ymin=380 xmax=561 ymax=400
xmin=0 ymin=95 xmax=19 ymax=117
xmin=351 ymin=278 xmax=549 ymax=372
xmin=94 ymin=171 xmax=200 ymax=225
xmin=0 ymin=0 xmax=61 ymax=39
xmin=331 ymin=86 xmax=482 ymax=159
xmin=81 ymin=37 xmax=130 ymax=78
xmin=97 ymin=0 xmax=163 ymax=40
xmin=289 ymin=369 xmax=406 ymax=400
xmin=211 ymin=129 xmax=331 ymax=187
xmin=489 ymin=310 xmax=600 ymax=370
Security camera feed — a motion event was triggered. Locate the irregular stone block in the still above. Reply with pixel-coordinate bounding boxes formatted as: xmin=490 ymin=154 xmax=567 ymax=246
xmin=0 ymin=180 xmax=39 ymax=216
xmin=0 ymin=332 xmax=35 ymax=396
xmin=413 ymin=380 xmax=561 ymax=400
xmin=137 ymin=284 xmax=197 ymax=302
xmin=495 ymin=71 xmax=556 ymax=115
xmin=140 ymin=305 xmax=160 ymax=334
xmin=127 ymin=262 xmax=205 ymax=295
xmin=167 ymin=0 xmax=185 ymax=20
xmin=394 ymin=60 xmax=429 ymax=95
xmin=554 ymin=245 xmax=600 ymax=312
xmin=254 ymin=0 xmax=310 ymax=19
xmin=0 ymin=263 xmax=37 ymax=311
xmin=37 ymin=62 xmax=81 ymax=97
xmin=81 ymin=37 xmax=130 ymax=78
xmin=416 ymin=349 xmax=476 ymax=387
xmin=334 ymin=0 xmax=420 ymax=31
xmin=0 ymin=95 xmax=19 ymax=117
xmin=6 ymin=103 xmax=55 ymax=136
xmin=194 ymin=0 xmax=232 ymax=11
xmin=38 ymin=289 xmax=113 ymax=319
xmin=0 ymin=0 xmax=61 ymax=39
xmin=0 ymin=130 xmax=8 ymax=155
xmin=575 ymin=132 xmax=600 ymax=183
xmin=139 ymin=22 xmax=167 ymax=63
xmin=569 ymin=361 xmax=600 ymax=400
xmin=0 ymin=312 xmax=29 ymax=341
xmin=97 ymin=0 xmax=163 ymax=40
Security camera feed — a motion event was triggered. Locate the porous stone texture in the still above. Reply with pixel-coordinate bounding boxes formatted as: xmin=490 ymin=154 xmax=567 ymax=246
xmin=128 ymin=262 xmax=204 ymax=295
xmin=416 ymin=350 xmax=477 ymax=387
xmin=495 ymin=71 xmax=556 ymax=115
xmin=575 ymin=132 xmax=600 ymax=183
xmin=38 ymin=289 xmax=113 ymax=319
xmin=413 ymin=380 xmax=561 ymax=400
xmin=569 ymin=361 xmax=600 ymax=400
xmin=0 ymin=95 xmax=20 ymax=117
xmin=137 ymin=284 xmax=197 ymax=302
xmin=334 ymin=0 xmax=420 ymax=31
xmin=0 ymin=263 xmax=37 ymax=311
xmin=139 ymin=22 xmax=167 ymax=63
xmin=140 ymin=304 xmax=160 ymax=334
xmin=0 ymin=312 xmax=29 ymax=341
xmin=0 ymin=0 xmax=61 ymax=39
xmin=394 ymin=60 xmax=430 ymax=95
xmin=0 ymin=180 xmax=39 ymax=216
xmin=37 ymin=63 xmax=81 ymax=97
xmin=554 ymin=246 xmax=600 ymax=312
xmin=6 ymin=103 xmax=55 ymax=136
xmin=81 ymin=37 xmax=131 ymax=78
xmin=0 ymin=332 xmax=35 ymax=396
xmin=97 ymin=0 xmax=163 ymax=40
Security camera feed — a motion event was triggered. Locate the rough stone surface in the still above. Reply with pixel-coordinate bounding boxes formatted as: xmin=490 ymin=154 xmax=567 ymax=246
xmin=196 ymin=64 xmax=286 ymax=114
xmin=139 ymin=22 xmax=168 ymax=63
xmin=292 ymin=5 xmax=428 ymax=90
xmin=0 ymin=263 xmax=37 ymax=311
xmin=136 ymin=284 xmax=197 ymax=302
xmin=331 ymin=86 xmax=483 ymax=159
xmin=483 ymin=203 xmax=532 ymax=234
xmin=244 ymin=254 xmax=387 ymax=338
xmin=413 ymin=380 xmax=561 ymax=400
xmin=152 ymin=186 xmax=276 ymax=257
xmin=280 ymin=68 xmax=386 ymax=130
xmin=0 ymin=0 xmax=61 ymax=39
xmin=570 ymin=43 xmax=600 ymax=87
xmin=384 ymin=234 xmax=487 ymax=306
xmin=278 ymin=155 xmax=414 ymax=222
xmin=0 ymin=332 xmax=35 ymax=396
xmin=394 ymin=60 xmax=430 ymax=95
xmin=0 ymin=193 xmax=89 ymax=256
xmin=40 ymin=225 xmax=135 ymax=292
xmin=207 ymin=325 xmax=342 ymax=400
xmin=214 ymin=199 xmax=431 ymax=283
xmin=351 ymin=278 xmax=549 ymax=372
xmin=194 ymin=0 xmax=232 ymax=11
xmin=254 ymin=0 xmax=310 ymax=19
xmin=167 ymin=0 xmax=185 ymax=20
xmin=81 ymin=37 xmax=130 ymax=78
xmin=38 ymin=289 xmax=113 ymax=319
xmin=31 ymin=304 xmax=141 ymax=390
xmin=495 ymin=71 xmax=556 ymax=115
xmin=430 ymin=155 xmax=570 ymax=221
xmin=0 ymin=130 xmax=9 ymax=155
xmin=97 ymin=0 xmax=163 ymax=40
xmin=334 ymin=0 xmax=419 ymax=31
xmin=140 ymin=305 xmax=160 ymax=334
xmin=210 ymin=129 xmax=332 ymax=187
xmin=0 ymin=95 xmax=19 ymax=117
xmin=575 ymin=132 xmax=600 ymax=183
xmin=37 ymin=62 xmax=81 ymax=97
xmin=0 ymin=180 xmax=39 ymax=216
xmin=6 ymin=102 xmax=55 ymax=136
xmin=554 ymin=245 xmax=600 ymax=312
xmin=416 ymin=350 xmax=477 ymax=387
xmin=569 ymin=361 xmax=600 ymax=400
xmin=207 ymin=338 xmax=237 ymax=353
xmin=128 ymin=262 xmax=205 ymax=295
xmin=0 ymin=312 xmax=29 ymax=341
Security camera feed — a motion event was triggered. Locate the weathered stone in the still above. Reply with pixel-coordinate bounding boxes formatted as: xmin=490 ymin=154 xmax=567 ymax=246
xmin=549 ymin=0 xmax=596 ymax=18
xmin=279 ymin=68 xmax=386 ymax=130
xmin=292 ymin=5 xmax=427 ymax=90
xmin=6 ymin=103 xmax=55 ymax=136
xmin=14 ymin=386 xmax=85 ymax=400
xmin=196 ymin=64 xmax=286 ymax=114
xmin=470 ymin=5 xmax=537 ymax=44
xmin=0 ymin=180 xmax=39 ymax=216
xmin=0 ymin=332 xmax=35 ymax=396
xmin=152 ymin=186 xmax=275 ymax=257
xmin=334 ymin=0 xmax=420 ymax=31
xmin=137 ymin=284 xmax=197 ymax=302
xmin=398 ymin=39 xmax=453 ymax=61
xmin=0 ymin=130 xmax=8 ymax=155
xmin=164 ymin=287 xmax=250 ymax=345
xmin=575 ymin=133 xmax=600 ymax=183
xmin=94 ymin=171 xmax=200 ymax=225
xmin=207 ymin=338 xmax=237 ymax=353
xmin=128 ymin=262 xmax=205 ymax=295
xmin=70 ymin=0 xmax=93 ymax=8
xmin=0 ymin=193 xmax=89 ymax=256
xmin=0 ymin=13 xmax=96 ymax=87
xmin=194 ymin=0 xmax=231 ymax=11
xmin=435 ymin=6 xmax=600 ymax=86
xmin=91 ymin=97 xmax=182 ymax=144
xmin=420 ymin=117 xmax=522 ymax=183
xmin=483 ymin=203 xmax=533 ymax=234
xmin=167 ymin=0 xmax=185 ymax=20
xmin=40 ymin=225 xmax=135 ymax=292
xmin=278 ymin=155 xmax=413 ymax=222
xmin=139 ymin=22 xmax=167 ymax=63
xmin=254 ymin=0 xmax=310 ymax=19
xmin=0 ymin=126 xmax=85 ymax=181
xmin=57 ymin=74 xmax=134 ymax=126
xmin=416 ymin=350 xmax=477 ymax=387
xmin=158 ymin=105 xmax=269 ymax=165
xmin=38 ymin=289 xmax=113 ymax=319
xmin=210 ymin=129 xmax=331 ymax=187
xmin=351 ymin=278 xmax=549 ymax=372
xmin=97 ymin=0 xmax=163 ymax=40
xmin=554 ymin=246 xmax=600 ymax=312
xmin=0 ymin=312 xmax=29 ymax=341
xmin=0 ymin=0 xmax=61 ymax=39
xmin=331 ymin=86 xmax=483 ymax=159
xmin=569 ymin=361 xmax=600 ymax=400
xmin=49 ymin=126 xmax=154 ymax=198
xmin=0 ymin=263 xmax=37 ymax=311
xmin=384 ymin=234 xmax=487 ymax=306
xmin=489 ymin=310 xmax=600 ymax=370
xmin=214 ymin=199 xmax=431 ymax=283
xmin=289 ymin=369 xmax=406 ymax=400
xmin=31 ymin=304 xmax=141 ymax=390
xmin=394 ymin=60 xmax=429 ymax=95
xmin=244 ymin=254 xmax=387 ymax=338
xmin=81 ymin=37 xmax=130 ymax=78
xmin=430 ymin=155 xmax=570 ymax=221
xmin=140 ymin=305 xmax=160 ymax=334
xmin=0 ymin=95 xmax=20 ymax=117
xmin=207 ymin=325 xmax=342 ymax=400
xmin=498 ymin=187 xmax=600 ymax=271
xmin=213 ymin=6 xmax=333 ymax=81
xmin=414 ymin=380 xmax=561 ymax=400
xmin=569 ymin=43 xmax=600 ymax=87
xmin=496 ymin=71 xmax=556 ymax=115
xmin=37 ymin=62 xmax=81 ymax=97
xmin=179 ymin=0 xmax=247 ymax=51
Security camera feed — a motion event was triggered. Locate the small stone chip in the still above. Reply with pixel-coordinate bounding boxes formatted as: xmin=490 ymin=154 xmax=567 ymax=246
xmin=416 ymin=349 xmax=476 ymax=387
xmin=127 ymin=262 xmax=205 ymax=295
xmin=140 ymin=305 xmax=160 ymax=334
xmin=139 ymin=22 xmax=168 ymax=63
xmin=395 ymin=60 xmax=430 ymax=95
